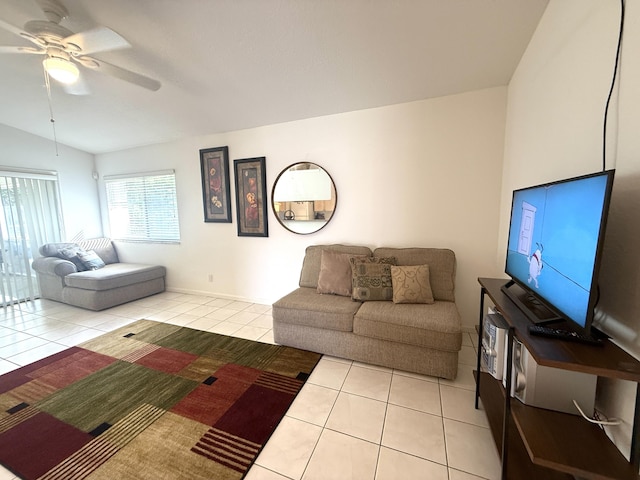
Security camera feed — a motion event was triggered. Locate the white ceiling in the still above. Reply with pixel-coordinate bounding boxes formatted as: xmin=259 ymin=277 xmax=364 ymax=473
xmin=0 ymin=0 xmax=549 ymax=155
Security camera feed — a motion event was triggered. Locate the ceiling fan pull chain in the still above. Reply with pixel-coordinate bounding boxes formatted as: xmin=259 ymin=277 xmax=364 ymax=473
xmin=42 ymin=65 xmax=60 ymax=156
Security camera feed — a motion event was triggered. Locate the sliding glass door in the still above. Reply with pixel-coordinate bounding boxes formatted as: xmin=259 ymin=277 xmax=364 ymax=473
xmin=0 ymin=170 xmax=64 ymax=307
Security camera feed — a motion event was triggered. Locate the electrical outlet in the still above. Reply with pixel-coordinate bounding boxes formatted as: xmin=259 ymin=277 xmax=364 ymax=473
xmin=208 ymin=274 xmax=213 ymax=282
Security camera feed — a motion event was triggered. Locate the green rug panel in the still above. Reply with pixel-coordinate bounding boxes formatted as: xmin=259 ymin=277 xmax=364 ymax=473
xmin=37 ymin=361 xmax=199 ymax=432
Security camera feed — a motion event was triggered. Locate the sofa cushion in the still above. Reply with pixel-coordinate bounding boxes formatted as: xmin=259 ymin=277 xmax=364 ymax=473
xmin=58 ymin=245 xmax=91 ymax=272
xmin=351 ymin=257 xmax=396 ymax=301
xmin=317 ymin=250 xmax=367 ymax=296
xmin=76 ymin=250 xmax=106 ymax=270
xmin=40 ymin=242 xmax=77 ymax=258
xmin=64 ymin=263 xmax=166 ymax=291
xmin=299 ymin=244 xmax=372 ymax=288
xmin=57 ymin=246 xmax=88 ymax=272
xmin=391 ymin=265 xmax=434 ymax=304
xmin=373 ymin=248 xmax=456 ymax=302
xmin=78 ymin=238 xmax=119 ymax=265
xmin=39 ymin=238 xmax=119 ymax=267
xmin=354 ymin=301 xmax=461 ymax=351
xmin=272 ymin=287 xmax=360 ymax=332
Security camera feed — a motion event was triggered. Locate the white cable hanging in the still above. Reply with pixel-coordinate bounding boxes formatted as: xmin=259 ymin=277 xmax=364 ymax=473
xmin=42 ymin=63 xmax=60 ymax=156
xmin=573 ymin=400 xmax=621 ymax=426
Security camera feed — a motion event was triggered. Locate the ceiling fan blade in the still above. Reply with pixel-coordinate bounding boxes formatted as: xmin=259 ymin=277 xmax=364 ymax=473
xmin=77 ymin=56 xmax=161 ymax=91
xmin=64 ymin=26 xmax=130 ymax=55
xmin=63 ymin=73 xmax=90 ymax=95
xmin=0 ymin=17 xmax=28 ymax=37
xmin=0 ymin=46 xmax=44 ymax=54
xmin=0 ymin=18 xmax=45 ymax=48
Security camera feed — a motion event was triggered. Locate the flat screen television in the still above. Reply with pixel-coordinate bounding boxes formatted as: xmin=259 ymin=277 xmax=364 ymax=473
xmin=502 ymin=169 xmax=615 ymax=335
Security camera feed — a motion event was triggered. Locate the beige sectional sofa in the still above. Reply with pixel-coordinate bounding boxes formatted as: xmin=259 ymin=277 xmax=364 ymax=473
xmin=272 ymin=244 xmax=462 ymax=379
xmin=31 ymin=238 xmax=166 ymax=311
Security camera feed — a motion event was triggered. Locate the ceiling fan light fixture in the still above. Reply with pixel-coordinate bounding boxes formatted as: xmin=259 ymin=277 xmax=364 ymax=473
xmin=43 ymin=57 xmax=79 ymax=84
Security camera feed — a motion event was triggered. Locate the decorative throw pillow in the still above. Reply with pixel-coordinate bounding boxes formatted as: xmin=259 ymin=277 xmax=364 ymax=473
xmin=391 ymin=264 xmax=435 ymax=304
xmin=350 ymin=256 xmax=397 ymax=301
xmin=76 ymin=249 xmax=106 ymax=270
xmin=317 ymin=250 xmax=367 ymax=296
xmin=57 ymin=246 xmax=88 ymax=272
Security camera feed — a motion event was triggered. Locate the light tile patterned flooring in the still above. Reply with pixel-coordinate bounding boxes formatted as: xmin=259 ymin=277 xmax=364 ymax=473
xmin=0 ymin=291 xmax=501 ymax=480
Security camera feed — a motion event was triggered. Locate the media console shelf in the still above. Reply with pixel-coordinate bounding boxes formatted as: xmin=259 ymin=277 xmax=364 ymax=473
xmin=475 ymin=278 xmax=640 ymax=480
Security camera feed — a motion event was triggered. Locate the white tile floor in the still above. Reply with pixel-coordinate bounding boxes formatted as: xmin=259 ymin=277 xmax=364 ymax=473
xmin=0 ymin=292 xmax=501 ymax=480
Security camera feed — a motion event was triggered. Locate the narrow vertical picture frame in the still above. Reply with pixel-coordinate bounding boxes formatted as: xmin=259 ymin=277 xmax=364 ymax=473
xmin=234 ymin=157 xmax=268 ymax=237
xmin=200 ymin=146 xmax=232 ymax=222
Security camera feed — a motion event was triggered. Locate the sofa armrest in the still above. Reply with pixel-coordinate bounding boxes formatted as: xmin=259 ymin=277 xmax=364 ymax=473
xmin=32 ymin=256 xmax=77 ymax=277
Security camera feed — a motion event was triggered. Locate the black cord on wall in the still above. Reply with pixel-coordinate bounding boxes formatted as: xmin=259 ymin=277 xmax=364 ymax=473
xmin=602 ymin=0 xmax=625 ymax=172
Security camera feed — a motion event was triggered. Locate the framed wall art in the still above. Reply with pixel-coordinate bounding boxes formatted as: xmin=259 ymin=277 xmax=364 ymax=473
xmin=200 ymin=146 xmax=232 ymax=222
xmin=234 ymin=157 xmax=268 ymax=237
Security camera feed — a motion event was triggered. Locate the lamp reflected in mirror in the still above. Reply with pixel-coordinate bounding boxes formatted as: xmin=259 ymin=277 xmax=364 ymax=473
xmin=272 ymin=162 xmax=337 ymax=234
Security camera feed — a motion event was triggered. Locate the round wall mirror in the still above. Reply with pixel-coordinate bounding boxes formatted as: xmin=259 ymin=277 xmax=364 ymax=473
xmin=272 ymin=162 xmax=337 ymax=234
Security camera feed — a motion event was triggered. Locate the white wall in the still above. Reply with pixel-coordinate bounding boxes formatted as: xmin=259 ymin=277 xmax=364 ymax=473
xmin=0 ymin=123 xmax=101 ymax=240
xmin=502 ymin=0 xmax=640 ymax=462
xmin=95 ymin=86 xmax=507 ymax=327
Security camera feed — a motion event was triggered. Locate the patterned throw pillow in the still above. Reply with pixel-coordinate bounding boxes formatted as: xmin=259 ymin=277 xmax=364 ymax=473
xmin=350 ymin=256 xmax=397 ymax=301
xmin=317 ymin=250 xmax=367 ymax=296
xmin=76 ymin=249 xmax=106 ymax=270
xmin=391 ymin=264 xmax=435 ymax=304
xmin=57 ymin=246 xmax=88 ymax=272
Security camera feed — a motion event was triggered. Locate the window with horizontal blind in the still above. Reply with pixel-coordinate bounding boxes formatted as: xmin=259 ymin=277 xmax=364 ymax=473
xmin=104 ymin=170 xmax=180 ymax=243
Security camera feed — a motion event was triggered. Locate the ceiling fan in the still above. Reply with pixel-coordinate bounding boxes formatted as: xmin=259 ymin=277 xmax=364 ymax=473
xmin=0 ymin=0 xmax=161 ymax=94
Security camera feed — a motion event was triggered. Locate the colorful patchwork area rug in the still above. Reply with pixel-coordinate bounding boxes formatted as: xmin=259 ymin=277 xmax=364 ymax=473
xmin=0 ymin=319 xmax=321 ymax=480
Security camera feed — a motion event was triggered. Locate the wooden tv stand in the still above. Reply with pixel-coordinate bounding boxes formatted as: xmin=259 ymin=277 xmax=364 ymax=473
xmin=475 ymin=278 xmax=640 ymax=480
